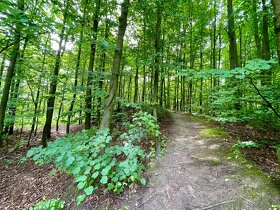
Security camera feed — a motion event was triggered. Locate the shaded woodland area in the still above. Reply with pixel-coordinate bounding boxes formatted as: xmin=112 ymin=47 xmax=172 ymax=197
xmin=1 ymin=0 xmax=280 ymax=209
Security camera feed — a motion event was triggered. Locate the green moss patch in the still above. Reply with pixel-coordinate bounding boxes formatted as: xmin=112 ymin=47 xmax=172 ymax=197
xmin=200 ymin=128 xmax=229 ymax=138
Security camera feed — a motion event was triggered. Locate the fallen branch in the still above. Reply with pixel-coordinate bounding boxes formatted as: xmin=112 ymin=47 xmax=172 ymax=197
xmin=249 ymin=77 xmax=280 ymax=119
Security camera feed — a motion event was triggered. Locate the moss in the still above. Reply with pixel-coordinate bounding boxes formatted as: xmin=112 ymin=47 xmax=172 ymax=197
xmin=197 ymin=157 xmax=222 ymax=166
xmin=185 ymin=114 xmax=211 ymax=125
xmin=200 ymin=128 xmax=229 ymax=139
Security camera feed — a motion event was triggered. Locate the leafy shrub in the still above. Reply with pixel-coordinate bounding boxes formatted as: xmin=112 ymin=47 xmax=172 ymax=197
xmin=232 ymin=141 xmax=261 ymax=149
xmin=26 ymin=111 xmax=160 ymax=205
xmin=29 ymin=198 xmax=65 ymax=210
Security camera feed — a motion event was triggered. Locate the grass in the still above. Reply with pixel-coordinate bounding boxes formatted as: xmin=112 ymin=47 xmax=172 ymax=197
xmin=200 ymin=127 xmax=229 ymax=138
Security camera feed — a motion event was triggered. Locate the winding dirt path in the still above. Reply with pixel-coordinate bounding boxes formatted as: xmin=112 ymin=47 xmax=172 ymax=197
xmin=123 ymin=111 xmax=280 ymax=210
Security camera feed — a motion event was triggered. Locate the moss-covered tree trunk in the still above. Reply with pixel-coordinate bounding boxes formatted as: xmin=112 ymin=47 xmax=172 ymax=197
xmin=99 ymin=0 xmax=130 ymax=129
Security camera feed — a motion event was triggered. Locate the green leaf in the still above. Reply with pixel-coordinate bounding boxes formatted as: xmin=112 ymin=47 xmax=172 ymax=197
xmin=66 ymin=156 xmax=75 ymax=166
xmin=26 ymin=149 xmax=36 ymax=158
xmin=100 ymin=176 xmax=108 ymax=184
xmin=92 ymin=171 xmax=99 ymax=179
xmin=76 ymin=194 xmax=86 ymax=205
xmin=140 ymin=178 xmax=146 ymax=185
xmin=77 ymin=181 xmax=86 ymax=190
xmin=101 ymin=166 xmax=110 ymax=176
xmin=84 ymin=186 xmax=94 ymax=196
xmin=107 ymin=183 xmax=114 ymax=190
xmin=76 ymin=175 xmax=87 ymax=182
xmin=19 ymin=18 xmax=29 ymax=23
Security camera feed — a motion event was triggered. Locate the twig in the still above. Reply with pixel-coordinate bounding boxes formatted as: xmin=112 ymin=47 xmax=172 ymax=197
xmin=201 ymin=199 xmax=235 ymax=210
xmin=237 ymin=194 xmax=255 ymax=205
xmin=137 ymin=192 xmax=158 ymax=207
xmin=249 ymin=77 xmax=280 ymax=119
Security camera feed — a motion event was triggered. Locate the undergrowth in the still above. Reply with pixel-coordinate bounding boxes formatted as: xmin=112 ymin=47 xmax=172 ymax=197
xmin=25 ymin=109 xmax=161 ymax=205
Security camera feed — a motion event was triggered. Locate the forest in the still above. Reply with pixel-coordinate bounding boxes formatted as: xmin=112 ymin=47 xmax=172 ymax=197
xmin=1 ymin=0 xmax=280 ymax=209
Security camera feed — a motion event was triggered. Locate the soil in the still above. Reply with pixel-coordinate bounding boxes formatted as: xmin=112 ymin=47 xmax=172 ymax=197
xmin=121 ymin=111 xmax=280 ymax=210
xmin=1 ymin=112 xmax=280 ymax=210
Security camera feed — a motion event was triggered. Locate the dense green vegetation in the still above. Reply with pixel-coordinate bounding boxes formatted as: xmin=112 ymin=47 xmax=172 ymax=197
xmin=1 ymin=0 xmax=280 ymax=207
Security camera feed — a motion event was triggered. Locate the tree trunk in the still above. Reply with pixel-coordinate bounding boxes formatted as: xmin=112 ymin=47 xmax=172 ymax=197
xmin=7 ymin=38 xmax=28 ymax=135
xmin=0 ymin=0 xmax=23 ymax=145
xmin=0 ymin=53 xmax=6 ymax=88
xmin=261 ymin=0 xmax=271 ymax=85
xmin=253 ymin=0 xmax=262 ymax=58
xmin=272 ymin=0 xmax=280 ymax=63
xmin=152 ymin=1 xmax=162 ymax=120
xmin=100 ymin=0 xmax=130 ymax=129
xmin=66 ymin=10 xmax=85 ymax=133
xmin=85 ymin=0 xmax=101 ymax=129
xmin=227 ymin=0 xmax=239 ymax=69
xmin=41 ymin=1 xmax=68 ymax=147
xmin=134 ymin=66 xmax=139 ymax=103
xmin=97 ymin=18 xmax=109 ymax=123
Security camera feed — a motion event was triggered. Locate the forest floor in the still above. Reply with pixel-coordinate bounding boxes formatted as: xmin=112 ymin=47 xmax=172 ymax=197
xmin=120 ymin=111 xmax=280 ymax=210
xmin=0 ymin=112 xmax=280 ymax=209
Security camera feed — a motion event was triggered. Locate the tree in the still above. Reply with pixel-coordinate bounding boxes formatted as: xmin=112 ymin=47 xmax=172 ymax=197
xmin=85 ymin=0 xmax=101 ymax=129
xmin=272 ymin=0 xmax=280 ymax=63
xmin=0 ymin=0 xmax=24 ymax=146
xmin=100 ymin=0 xmax=130 ymax=129
xmin=227 ymin=0 xmax=239 ymax=69
xmin=152 ymin=0 xmax=162 ymax=120
xmin=41 ymin=0 xmax=70 ymax=147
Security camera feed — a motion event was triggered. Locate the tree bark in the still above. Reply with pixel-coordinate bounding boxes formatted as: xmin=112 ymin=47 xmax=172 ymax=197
xmin=227 ymin=0 xmax=239 ymax=69
xmin=261 ymin=0 xmax=271 ymax=85
xmin=41 ymin=1 xmax=68 ymax=147
xmin=253 ymin=0 xmax=262 ymax=58
xmin=85 ymin=0 xmax=101 ymax=129
xmin=272 ymin=0 xmax=280 ymax=63
xmin=134 ymin=66 xmax=139 ymax=103
xmin=152 ymin=1 xmax=162 ymax=120
xmin=99 ymin=0 xmax=130 ymax=129
xmin=0 ymin=0 xmax=24 ymax=145
xmin=0 ymin=53 xmax=6 ymax=88
xmin=7 ymin=38 xmax=28 ymax=135
xmin=66 ymin=9 xmax=85 ymax=133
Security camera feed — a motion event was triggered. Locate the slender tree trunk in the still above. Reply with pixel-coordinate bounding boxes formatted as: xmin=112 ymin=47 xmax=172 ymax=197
xmin=261 ymin=0 xmax=271 ymax=61
xmin=167 ymin=69 xmax=170 ymax=109
xmin=100 ymin=0 xmax=130 ymax=129
xmin=272 ymin=0 xmax=280 ymax=63
xmin=0 ymin=53 xmax=6 ymax=88
xmin=97 ymin=19 xmax=109 ymax=123
xmin=0 ymin=0 xmax=23 ymax=145
xmin=152 ymin=1 xmax=162 ymax=120
xmin=8 ymin=38 xmax=28 ymax=135
xmin=134 ymin=66 xmax=139 ymax=103
xmin=66 ymin=13 xmax=85 ymax=133
xmin=85 ymin=0 xmax=101 ymax=129
xmin=41 ymin=1 xmax=68 ymax=147
xmin=227 ymin=0 xmax=239 ymax=69
xmin=253 ymin=0 xmax=262 ymax=58
xmin=261 ymin=0 xmax=271 ymax=85
xmin=141 ymin=65 xmax=146 ymax=102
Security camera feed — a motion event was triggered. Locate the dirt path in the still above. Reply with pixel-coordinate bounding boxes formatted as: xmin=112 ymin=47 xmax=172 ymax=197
xmin=123 ymin=111 xmax=280 ymax=210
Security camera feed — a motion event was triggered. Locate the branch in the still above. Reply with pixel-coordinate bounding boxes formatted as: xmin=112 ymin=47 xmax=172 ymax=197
xmin=249 ymin=77 xmax=280 ymax=119
xmin=0 ymin=31 xmax=48 ymax=54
